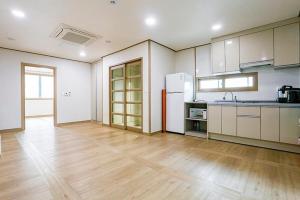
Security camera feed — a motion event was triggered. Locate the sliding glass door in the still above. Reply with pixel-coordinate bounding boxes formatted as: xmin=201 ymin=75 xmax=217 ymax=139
xmin=111 ymin=65 xmax=125 ymax=128
xmin=110 ymin=60 xmax=142 ymax=132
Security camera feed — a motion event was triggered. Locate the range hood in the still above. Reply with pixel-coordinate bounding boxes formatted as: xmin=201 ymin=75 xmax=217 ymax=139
xmin=240 ymin=59 xmax=273 ymax=69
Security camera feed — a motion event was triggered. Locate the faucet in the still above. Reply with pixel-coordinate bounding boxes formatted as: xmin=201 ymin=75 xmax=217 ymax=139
xmin=223 ymin=92 xmax=236 ymax=101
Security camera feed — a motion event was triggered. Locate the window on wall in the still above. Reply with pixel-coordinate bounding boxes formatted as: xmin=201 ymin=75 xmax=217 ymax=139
xmin=197 ymin=72 xmax=258 ymax=92
xmin=25 ymin=74 xmax=54 ymax=99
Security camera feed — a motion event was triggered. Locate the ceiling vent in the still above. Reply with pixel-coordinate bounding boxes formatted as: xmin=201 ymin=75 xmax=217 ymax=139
xmin=51 ymin=23 xmax=99 ymax=46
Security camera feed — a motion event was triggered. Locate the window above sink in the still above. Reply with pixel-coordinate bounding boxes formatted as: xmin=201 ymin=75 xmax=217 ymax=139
xmin=197 ymin=72 xmax=258 ymax=92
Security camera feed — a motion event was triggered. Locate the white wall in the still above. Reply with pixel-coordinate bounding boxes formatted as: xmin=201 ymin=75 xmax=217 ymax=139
xmin=0 ymin=48 xmax=92 ymax=130
xmin=175 ymin=48 xmax=195 ymax=76
xmin=196 ymin=66 xmax=300 ymax=101
xmin=25 ymin=99 xmax=53 ymax=117
xmin=150 ymin=42 xmax=175 ymax=132
xmin=102 ymin=41 xmax=150 ymax=132
xmin=91 ymin=60 xmax=103 ymax=122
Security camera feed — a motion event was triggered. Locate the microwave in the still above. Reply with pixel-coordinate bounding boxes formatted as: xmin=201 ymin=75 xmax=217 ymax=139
xmin=189 ymin=108 xmax=207 ymax=119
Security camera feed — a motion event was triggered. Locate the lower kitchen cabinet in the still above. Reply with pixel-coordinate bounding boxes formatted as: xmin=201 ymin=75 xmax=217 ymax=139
xmin=280 ymin=108 xmax=300 ymax=145
xmin=208 ymin=105 xmax=222 ymax=134
xmin=221 ymin=106 xmax=236 ymax=136
xmin=261 ymin=107 xmax=280 ymax=142
xmin=237 ymin=116 xmax=261 ymax=139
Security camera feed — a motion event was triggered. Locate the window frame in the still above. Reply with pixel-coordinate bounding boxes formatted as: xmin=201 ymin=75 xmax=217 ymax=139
xmin=25 ymin=73 xmax=54 ymax=100
xmin=197 ymin=72 xmax=258 ymax=92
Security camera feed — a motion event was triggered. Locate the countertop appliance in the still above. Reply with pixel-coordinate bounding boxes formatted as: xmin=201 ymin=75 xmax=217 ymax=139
xmin=278 ymin=85 xmax=300 ymax=103
xmin=166 ymin=73 xmax=193 ymax=134
xmin=190 ymin=108 xmax=207 ymax=120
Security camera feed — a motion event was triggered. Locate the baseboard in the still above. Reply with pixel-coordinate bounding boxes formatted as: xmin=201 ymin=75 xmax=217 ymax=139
xmin=209 ymin=133 xmax=300 ymax=153
xmin=91 ymin=120 xmax=103 ymax=124
xmin=143 ymin=130 xmax=164 ymax=135
xmin=0 ymin=128 xmax=23 ymax=134
xmin=56 ymin=120 xmax=92 ymax=126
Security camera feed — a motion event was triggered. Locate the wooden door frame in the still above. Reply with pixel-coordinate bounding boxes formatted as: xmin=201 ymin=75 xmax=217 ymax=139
xmin=21 ymin=63 xmax=57 ymax=129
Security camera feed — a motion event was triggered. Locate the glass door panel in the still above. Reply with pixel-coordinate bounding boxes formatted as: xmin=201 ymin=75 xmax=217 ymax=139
xmin=126 ymin=91 xmax=142 ymax=102
xmin=126 ymin=116 xmax=142 ymax=129
xmin=126 ymin=61 xmax=141 ymax=77
xmin=112 ymin=114 xmax=124 ymax=126
xmin=112 ymin=67 xmax=124 ymax=79
xmin=112 ymin=80 xmax=124 ymax=90
xmin=126 ymin=78 xmax=142 ymax=90
xmin=127 ymin=104 xmax=142 ymax=115
xmin=112 ymin=103 xmax=124 ymax=114
xmin=112 ymin=91 xmax=124 ymax=102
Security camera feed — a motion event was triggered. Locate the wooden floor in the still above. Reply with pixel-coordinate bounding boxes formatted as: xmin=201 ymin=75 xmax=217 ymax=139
xmin=0 ymin=117 xmax=300 ymax=200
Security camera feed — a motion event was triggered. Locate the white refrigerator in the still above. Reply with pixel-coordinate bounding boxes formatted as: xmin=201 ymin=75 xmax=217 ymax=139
xmin=166 ymin=73 xmax=193 ymax=134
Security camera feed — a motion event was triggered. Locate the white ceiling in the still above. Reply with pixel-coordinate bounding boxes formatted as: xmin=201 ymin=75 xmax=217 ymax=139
xmin=0 ymin=0 xmax=299 ymax=63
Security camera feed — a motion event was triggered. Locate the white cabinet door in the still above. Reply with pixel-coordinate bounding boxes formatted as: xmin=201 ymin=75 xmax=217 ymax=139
xmin=280 ymin=108 xmax=300 ymax=145
xmin=274 ymin=23 xmax=300 ymax=67
xmin=225 ymin=37 xmax=240 ymax=72
xmin=237 ymin=106 xmax=260 ymax=139
xmin=208 ymin=105 xmax=222 ymax=134
xmin=261 ymin=107 xmax=280 ymax=142
xmin=237 ymin=117 xmax=261 ymax=139
xmin=212 ymin=41 xmax=225 ymax=73
xmin=222 ymin=106 xmax=237 ymax=136
xmin=196 ymin=44 xmax=211 ymax=77
xmin=240 ymin=29 xmax=274 ymax=64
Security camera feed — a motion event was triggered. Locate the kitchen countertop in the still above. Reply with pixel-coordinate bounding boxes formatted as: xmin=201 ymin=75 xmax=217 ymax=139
xmin=206 ymin=101 xmax=300 ymax=108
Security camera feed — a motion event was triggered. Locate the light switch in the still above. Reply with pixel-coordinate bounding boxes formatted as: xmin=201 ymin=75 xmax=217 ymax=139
xmin=63 ymin=92 xmax=71 ymax=97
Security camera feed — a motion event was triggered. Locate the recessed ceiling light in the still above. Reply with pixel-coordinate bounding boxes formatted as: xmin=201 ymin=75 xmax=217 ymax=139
xmin=212 ymin=24 xmax=222 ymax=31
xmin=145 ymin=17 xmax=157 ymax=27
xmin=226 ymin=40 xmax=232 ymax=45
xmin=79 ymin=51 xmax=86 ymax=57
xmin=11 ymin=9 xmax=25 ymax=18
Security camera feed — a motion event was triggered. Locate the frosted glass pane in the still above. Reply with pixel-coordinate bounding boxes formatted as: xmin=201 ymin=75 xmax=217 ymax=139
xmin=112 ymin=80 xmax=124 ymax=90
xmin=126 ymin=116 xmax=142 ymax=129
xmin=225 ymin=77 xmax=253 ymax=88
xmin=112 ymin=103 xmax=124 ymax=113
xmin=126 ymin=78 xmax=142 ymax=90
xmin=112 ymin=92 xmax=124 ymax=102
xmin=112 ymin=115 xmax=124 ymax=126
xmin=41 ymin=76 xmax=54 ymax=98
xmin=112 ymin=68 xmax=123 ymax=79
xmin=200 ymin=79 xmax=222 ymax=89
xmin=126 ymin=61 xmax=141 ymax=77
xmin=127 ymin=104 xmax=142 ymax=115
xmin=126 ymin=91 xmax=142 ymax=102
xmin=25 ymin=75 xmax=39 ymax=98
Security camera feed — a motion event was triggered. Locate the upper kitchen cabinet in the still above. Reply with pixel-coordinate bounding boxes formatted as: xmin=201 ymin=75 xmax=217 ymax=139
xmin=274 ymin=23 xmax=300 ymax=67
xmin=240 ymin=29 xmax=274 ymax=66
xmin=212 ymin=41 xmax=225 ymax=73
xmin=196 ymin=44 xmax=212 ymax=77
xmin=225 ymin=37 xmax=240 ymax=72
